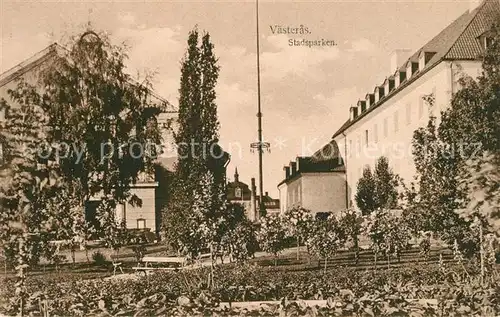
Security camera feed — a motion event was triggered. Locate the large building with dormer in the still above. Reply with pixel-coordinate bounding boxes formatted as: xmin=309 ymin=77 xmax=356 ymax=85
xmin=331 ymin=0 xmax=500 ymax=208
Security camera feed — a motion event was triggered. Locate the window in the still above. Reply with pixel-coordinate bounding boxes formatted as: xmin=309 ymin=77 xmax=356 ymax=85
xmin=137 ymin=218 xmax=146 ymax=229
xmin=373 ymin=124 xmax=378 ymax=143
xmin=418 ymin=97 xmax=424 ymax=120
xmin=405 ymin=103 xmax=412 ymax=125
xmin=393 ymin=111 xmax=399 ymax=132
xmin=364 ymin=130 xmax=369 ymax=146
xmin=235 ymin=187 xmax=242 ymax=198
xmin=383 ymin=118 xmax=388 ymax=138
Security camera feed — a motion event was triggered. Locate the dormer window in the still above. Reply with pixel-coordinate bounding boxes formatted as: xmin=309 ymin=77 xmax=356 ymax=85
xmin=235 ymin=187 xmax=242 ymax=198
xmin=405 ymin=61 xmax=419 ymax=79
xmin=374 ymin=86 xmax=385 ymax=103
xmin=384 ymin=77 xmax=395 ymax=94
xmin=365 ymin=94 xmax=375 ymax=108
xmin=350 ymin=106 xmax=359 ymax=120
xmin=358 ymin=100 xmax=367 ymax=113
xmin=418 ymin=51 xmax=437 ymax=71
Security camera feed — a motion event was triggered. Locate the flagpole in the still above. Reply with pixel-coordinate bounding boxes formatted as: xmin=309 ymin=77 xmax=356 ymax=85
xmin=250 ymin=0 xmax=270 ymax=218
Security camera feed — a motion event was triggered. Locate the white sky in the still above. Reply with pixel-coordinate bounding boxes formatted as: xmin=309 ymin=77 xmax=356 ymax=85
xmin=1 ymin=0 xmax=472 ymax=197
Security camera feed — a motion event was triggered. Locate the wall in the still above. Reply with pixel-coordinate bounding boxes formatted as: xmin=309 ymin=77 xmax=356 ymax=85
xmin=278 ymin=182 xmax=288 ymax=214
xmin=124 ymin=185 xmax=157 ymax=232
xmin=301 ymin=172 xmax=346 ymax=215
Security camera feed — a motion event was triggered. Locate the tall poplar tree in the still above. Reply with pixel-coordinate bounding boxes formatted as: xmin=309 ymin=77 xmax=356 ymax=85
xmin=163 ymin=27 xmax=225 ymax=256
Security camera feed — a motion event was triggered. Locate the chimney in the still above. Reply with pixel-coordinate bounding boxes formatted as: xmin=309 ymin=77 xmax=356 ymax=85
xmin=250 ymin=178 xmax=257 ymax=222
xmin=390 ymin=49 xmax=412 ymax=74
xmin=290 ymin=161 xmax=297 ymax=174
xmin=265 ymin=191 xmax=269 ymax=197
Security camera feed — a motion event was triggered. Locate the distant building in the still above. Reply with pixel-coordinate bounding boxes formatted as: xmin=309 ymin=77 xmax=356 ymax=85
xmin=278 ymin=139 xmax=346 ymax=215
xmin=226 ymin=168 xmax=280 ymax=221
xmin=331 ymin=0 xmax=500 ymax=209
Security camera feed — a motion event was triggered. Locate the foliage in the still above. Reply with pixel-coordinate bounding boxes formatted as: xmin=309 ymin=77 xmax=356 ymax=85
xmin=355 ymin=166 xmax=377 ymax=215
xmin=338 ymin=208 xmax=364 ymax=264
xmin=283 ymin=206 xmax=315 ymax=259
xmin=219 ymin=203 xmax=259 ymax=263
xmin=355 ymin=157 xmax=399 ymax=215
xmin=91 ymin=251 xmax=107 ymax=267
xmin=1 ymin=262 xmax=499 ymax=316
xmin=258 ymin=214 xmax=288 ymax=265
xmin=162 ymin=27 xmax=227 ymax=259
xmin=308 ymin=214 xmax=347 ymax=273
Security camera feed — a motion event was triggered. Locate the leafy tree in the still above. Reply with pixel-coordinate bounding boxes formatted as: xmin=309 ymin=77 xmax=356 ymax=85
xmin=364 ymin=209 xmax=391 ymax=269
xmin=283 ymin=206 xmax=315 ymax=260
xmin=258 ymin=214 xmax=287 ymax=266
xmin=0 ymin=93 xmax=66 ymax=314
xmin=308 ymin=214 xmax=346 ymax=273
xmin=355 ymin=167 xmax=377 ymax=215
xmin=373 ymin=157 xmax=399 ymax=209
xmin=338 ymin=208 xmax=364 ymax=265
xmin=219 ymin=204 xmax=259 ymax=263
xmin=355 ymin=157 xmax=399 ymax=215
xmin=1 ymin=30 xmax=165 ymax=254
xmin=163 ymin=27 xmax=225 ymax=254
xmin=410 ymin=95 xmax=477 ymax=257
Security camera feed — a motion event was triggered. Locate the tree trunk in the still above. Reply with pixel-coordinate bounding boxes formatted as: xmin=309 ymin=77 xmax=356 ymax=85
xmin=296 ymin=236 xmax=300 ymax=261
xmin=324 ymin=257 xmax=328 ymax=274
xmin=374 ymin=252 xmax=377 ymax=271
xmin=480 ymin=223 xmax=484 ymax=286
xmin=354 ymin=236 xmax=359 ymax=266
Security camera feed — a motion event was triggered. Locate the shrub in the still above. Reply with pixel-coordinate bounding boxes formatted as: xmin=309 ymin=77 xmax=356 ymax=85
xmin=91 ymin=251 xmax=107 ymax=266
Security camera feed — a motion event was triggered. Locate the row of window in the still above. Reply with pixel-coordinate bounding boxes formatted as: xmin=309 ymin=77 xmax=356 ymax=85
xmin=349 ymin=93 xmax=434 ymax=154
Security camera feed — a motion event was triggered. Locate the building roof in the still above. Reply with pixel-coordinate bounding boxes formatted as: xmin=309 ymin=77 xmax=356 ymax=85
xmin=278 ymin=153 xmax=345 ymax=187
xmin=0 ymin=43 xmax=177 ymax=113
xmin=332 ymin=0 xmax=500 ymax=139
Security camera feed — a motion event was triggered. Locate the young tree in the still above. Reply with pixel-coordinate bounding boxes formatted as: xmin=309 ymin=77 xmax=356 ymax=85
xmin=355 ymin=167 xmax=377 ymax=215
xmin=283 ymin=206 xmax=315 ymax=260
xmin=258 ymin=214 xmax=287 ymax=266
xmin=373 ymin=157 xmax=399 ymax=210
xmin=308 ymin=215 xmax=346 ymax=273
xmin=364 ymin=209 xmax=391 ymax=269
xmin=338 ymin=208 xmax=364 ymax=265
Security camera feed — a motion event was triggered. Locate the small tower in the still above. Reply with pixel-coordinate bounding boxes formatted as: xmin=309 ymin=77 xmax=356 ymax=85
xmin=234 ymin=167 xmax=239 ymax=183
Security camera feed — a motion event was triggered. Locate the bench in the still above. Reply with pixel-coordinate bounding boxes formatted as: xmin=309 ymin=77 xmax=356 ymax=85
xmin=132 ymin=256 xmax=186 ymax=274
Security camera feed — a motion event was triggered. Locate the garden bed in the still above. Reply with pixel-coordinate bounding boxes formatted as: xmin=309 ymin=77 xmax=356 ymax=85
xmin=1 ymin=261 xmax=498 ymax=316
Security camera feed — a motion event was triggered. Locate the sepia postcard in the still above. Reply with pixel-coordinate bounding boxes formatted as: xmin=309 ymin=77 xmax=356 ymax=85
xmin=0 ymin=0 xmax=499 ymax=316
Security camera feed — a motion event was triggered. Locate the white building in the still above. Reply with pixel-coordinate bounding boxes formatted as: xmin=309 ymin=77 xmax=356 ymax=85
xmin=278 ymin=139 xmax=346 ymax=215
xmin=331 ymin=0 xmax=499 ymax=208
